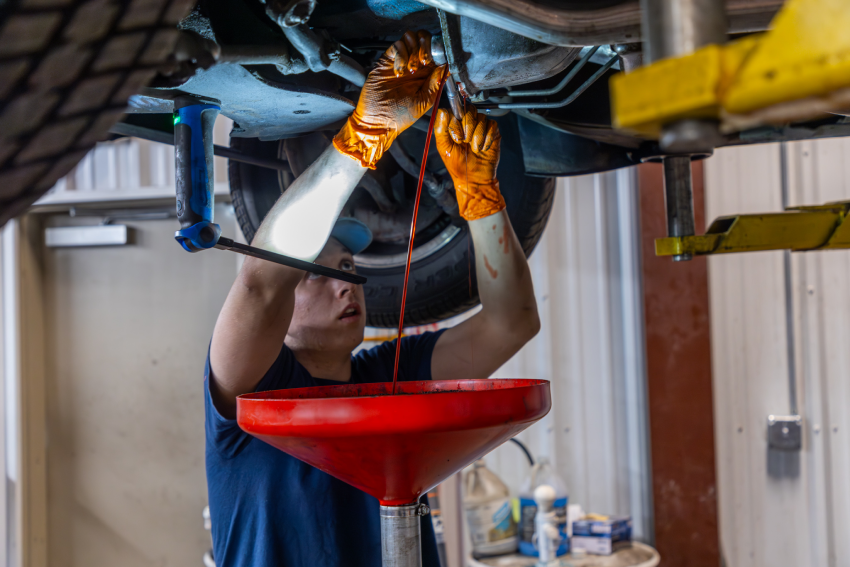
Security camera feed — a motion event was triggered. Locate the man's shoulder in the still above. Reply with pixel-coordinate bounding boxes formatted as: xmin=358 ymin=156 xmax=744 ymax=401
xmin=355 ymin=330 xmax=443 ymax=358
xmin=352 ymin=329 xmax=446 ymax=382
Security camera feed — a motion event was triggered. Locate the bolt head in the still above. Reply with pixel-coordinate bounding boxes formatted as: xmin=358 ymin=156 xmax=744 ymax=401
xmin=660 ymin=120 xmax=722 ymax=154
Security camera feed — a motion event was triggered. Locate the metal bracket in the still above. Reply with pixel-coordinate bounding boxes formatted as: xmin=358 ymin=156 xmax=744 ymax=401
xmin=767 ymin=415 xmax=802 ymax=452
xmin=656 ymin=200 xmax=850 ymax=257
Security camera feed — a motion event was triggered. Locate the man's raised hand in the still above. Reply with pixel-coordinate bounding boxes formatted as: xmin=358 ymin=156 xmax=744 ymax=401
xmin=333 ymin=30 xmax=446 ymax=169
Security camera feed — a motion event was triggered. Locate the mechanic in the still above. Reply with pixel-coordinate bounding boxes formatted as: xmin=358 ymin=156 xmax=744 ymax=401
xmin=204 ymin=30 xmax=540 ymax=567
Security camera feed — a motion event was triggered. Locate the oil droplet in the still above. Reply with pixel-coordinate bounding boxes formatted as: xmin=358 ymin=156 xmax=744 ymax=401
xmin=501 ymin=224 xmax=510 ymax=254
xmin=483 ymin=255 xmax=498 ymax=279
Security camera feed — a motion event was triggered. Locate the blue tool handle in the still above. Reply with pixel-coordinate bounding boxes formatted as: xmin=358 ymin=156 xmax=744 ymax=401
xmin=174 ymin=102 xmax=222 ymax=252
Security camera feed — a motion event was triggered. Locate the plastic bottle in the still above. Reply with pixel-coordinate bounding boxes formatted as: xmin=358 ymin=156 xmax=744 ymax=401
xmin=463 ymin=459 xmax=518 ymax=557
xmin=533 ymin=485 xmax=561 ymax=565
xmin=518 ymin=457 xmax=569 ymax=556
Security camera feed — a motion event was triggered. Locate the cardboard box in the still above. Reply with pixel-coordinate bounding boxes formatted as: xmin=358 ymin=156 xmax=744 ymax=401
xmin=571 ymin=516 xmax=632 ymax=555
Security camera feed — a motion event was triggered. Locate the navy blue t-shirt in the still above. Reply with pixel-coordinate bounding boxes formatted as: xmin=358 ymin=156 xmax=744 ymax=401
xmin=205 ymin=330 xmax=445 ymax=567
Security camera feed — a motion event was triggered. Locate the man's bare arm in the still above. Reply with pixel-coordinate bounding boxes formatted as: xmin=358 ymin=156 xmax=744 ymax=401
xmin=431 ymin=209 xmax=539 ymax=380
xmin=209 ymin=146 xmax=366 ymax=417
xmin=430 ymin=108 xmax=539 ymax=380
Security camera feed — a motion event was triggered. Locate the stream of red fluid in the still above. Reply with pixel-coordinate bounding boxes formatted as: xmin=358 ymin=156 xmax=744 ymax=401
xmin=391 ymin=65 xmax=450 ymax=393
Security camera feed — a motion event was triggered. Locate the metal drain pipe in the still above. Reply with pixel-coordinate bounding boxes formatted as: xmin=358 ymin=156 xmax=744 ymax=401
xmin=380 ymin=503 xmax=430 ymax=567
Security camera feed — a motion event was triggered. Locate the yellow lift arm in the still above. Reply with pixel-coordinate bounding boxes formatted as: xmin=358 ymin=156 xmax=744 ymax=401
xmin=612 ymin=0 xmax=850 ymax=137
xmin=656 ymin=201 xmax=850 ymax=257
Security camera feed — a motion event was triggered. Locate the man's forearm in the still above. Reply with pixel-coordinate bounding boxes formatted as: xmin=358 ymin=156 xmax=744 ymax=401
xmin=430 ymin=209 xmax=539 ymax=380
xmin=253 ymin=145 xmax=367 ymax=261
xmin=469 ymin=210 xmax=540 ymax=341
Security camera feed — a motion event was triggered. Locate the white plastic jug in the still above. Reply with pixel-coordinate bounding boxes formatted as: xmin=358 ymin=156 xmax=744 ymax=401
xmin=463 ymin=459 xmax=518 ymax=557
xmin=518 ymin=457 xmax=569 ymax=556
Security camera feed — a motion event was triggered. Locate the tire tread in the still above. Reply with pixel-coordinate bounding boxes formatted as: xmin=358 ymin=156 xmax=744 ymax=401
xmin=0 ymin=0 xmax=195 ymax=226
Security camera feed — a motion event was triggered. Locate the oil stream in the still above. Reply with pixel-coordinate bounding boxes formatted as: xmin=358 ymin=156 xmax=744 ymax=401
xmin=391 ymin=65 xmax=451 ymax=393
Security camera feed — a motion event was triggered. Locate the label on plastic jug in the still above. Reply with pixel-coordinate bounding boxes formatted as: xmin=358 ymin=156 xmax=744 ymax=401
xmin=518 ymin=497 xmax=568 ymax=556
xmin=465 ymin=498 xmax=518 ymax=555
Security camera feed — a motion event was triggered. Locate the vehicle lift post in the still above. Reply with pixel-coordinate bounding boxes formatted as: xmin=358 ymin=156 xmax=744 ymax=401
xmin=613 ymin=0 xmax=850 ymax=257
xmin=640 ymin=0 xmax=726 ymax=261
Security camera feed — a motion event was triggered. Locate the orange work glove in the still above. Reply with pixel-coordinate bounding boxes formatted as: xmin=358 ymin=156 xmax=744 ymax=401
xmin=434 ymin=106 xmax=506 ymax=221
xmin=333 ymin=30 xmax=446 ymax=169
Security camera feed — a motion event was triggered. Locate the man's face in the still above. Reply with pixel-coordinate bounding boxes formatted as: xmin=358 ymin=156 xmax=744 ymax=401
xmin=286 ymin=238 xmax=366 ymax=353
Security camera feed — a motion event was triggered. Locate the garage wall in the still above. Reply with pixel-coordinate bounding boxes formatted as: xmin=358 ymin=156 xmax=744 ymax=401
xmin=38 ymin=204 xmax=239 ymax=567
xmin=705 ymin=139 xmax=850 ymax=567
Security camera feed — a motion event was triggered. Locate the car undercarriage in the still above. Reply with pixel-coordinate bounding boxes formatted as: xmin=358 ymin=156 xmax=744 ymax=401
xmin=3 ymin=0 xmax=850 ymax=324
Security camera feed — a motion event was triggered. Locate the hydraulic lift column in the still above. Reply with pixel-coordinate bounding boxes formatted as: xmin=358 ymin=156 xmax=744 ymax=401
xmin=640 ymin=0 xmax=726 ymax=261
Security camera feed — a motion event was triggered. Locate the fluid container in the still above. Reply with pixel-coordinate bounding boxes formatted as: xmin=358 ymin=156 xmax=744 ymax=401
xmin=463 ymin=459 xmax=518 ymax=557
xmin=518 ymin=457 xmax=569 ymax=556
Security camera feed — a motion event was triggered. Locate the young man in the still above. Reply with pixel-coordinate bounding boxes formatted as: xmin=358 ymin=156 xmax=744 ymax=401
xmin=205 ymin=30 xmax=540 ymax=567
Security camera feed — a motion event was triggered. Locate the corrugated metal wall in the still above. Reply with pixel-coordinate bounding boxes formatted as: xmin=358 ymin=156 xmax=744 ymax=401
xmin=481 ymin=170 xmax=654 ymax=543
xmin=706 ymin=139 xmax=850 ymax=567
xmin=41 ymin=117 xmax=232 ymax=202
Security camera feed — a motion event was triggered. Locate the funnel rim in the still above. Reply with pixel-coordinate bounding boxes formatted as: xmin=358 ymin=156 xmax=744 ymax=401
xmin=237 ymin=378 xmax=549 ymax=403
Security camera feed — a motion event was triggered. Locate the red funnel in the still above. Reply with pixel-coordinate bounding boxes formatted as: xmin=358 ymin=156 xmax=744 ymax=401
xmin=237 ymin=379 xmax=550 ymax=505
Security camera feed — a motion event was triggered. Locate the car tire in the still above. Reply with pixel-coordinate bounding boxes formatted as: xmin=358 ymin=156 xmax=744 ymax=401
xmin=0 ymin=0 xmax=194 ymax=226
xmin=228 ymin=116 xmax=555 ymax=328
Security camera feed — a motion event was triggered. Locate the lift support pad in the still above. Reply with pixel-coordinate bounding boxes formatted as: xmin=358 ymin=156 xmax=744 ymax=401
xmin=656 ymin=201 xmax=850 ymax=257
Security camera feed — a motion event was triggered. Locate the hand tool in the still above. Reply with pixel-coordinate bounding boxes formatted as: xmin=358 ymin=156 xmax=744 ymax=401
xmin=172 ymin=96 xmax=365 ymax=285
xmin=430 ymin=35 xmax=464 ymax=122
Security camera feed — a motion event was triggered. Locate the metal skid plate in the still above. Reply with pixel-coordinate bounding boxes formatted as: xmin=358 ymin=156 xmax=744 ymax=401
xmin=438 ymin=11 xmax=580 ymax=93
xmin=134 ymin=63 xmax=354 ymax=140
xmin=517 ymin=115 xmax=634 ymax=176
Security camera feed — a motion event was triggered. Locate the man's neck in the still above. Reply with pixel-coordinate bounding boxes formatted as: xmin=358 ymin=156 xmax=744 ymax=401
xmin=290 ymin=345 xmax=353 ymax=382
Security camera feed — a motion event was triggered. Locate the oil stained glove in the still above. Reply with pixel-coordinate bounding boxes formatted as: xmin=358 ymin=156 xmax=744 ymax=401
xmin=434 ymin=107 xmax=506 ymax=221
xmin=333 ymin=30 xmax=446 ymax=169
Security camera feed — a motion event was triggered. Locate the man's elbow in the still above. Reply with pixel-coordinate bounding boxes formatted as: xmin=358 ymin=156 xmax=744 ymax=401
xmin=498 ymin=306 xmax=540 ymax=350
xmin=236 ymin=258 xmax=299 ymax=300
xmin=519 ymin=307 xmax=541 ymax=344
xmin=528 ymin=309 xmax=542 ymax=339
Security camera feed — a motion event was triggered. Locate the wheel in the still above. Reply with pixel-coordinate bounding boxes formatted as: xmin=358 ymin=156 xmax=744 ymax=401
xmin=0 ymin=0 xmax=194 ymax=226
xmin=229 ymin=114 xmax=555 ymax=328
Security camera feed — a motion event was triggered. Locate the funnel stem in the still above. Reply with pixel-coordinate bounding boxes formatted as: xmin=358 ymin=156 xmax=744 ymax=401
xmin=380 ymin=503 xmax=426 ymax=567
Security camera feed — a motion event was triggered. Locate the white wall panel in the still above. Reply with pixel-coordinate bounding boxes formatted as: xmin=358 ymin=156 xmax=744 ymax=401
xmin=793 ymin=138 xmax=850 ymax=566
xmin=706 ymin=138 xmax=850 ymax=567
xmin=41 ymin=116 xmax=233 ymax=199
xmin=40 ymin=205 xmax=240 ymax=567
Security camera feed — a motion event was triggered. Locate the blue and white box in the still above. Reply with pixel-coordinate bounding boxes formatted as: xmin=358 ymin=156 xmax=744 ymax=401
xmin=571 ymin=515 xmax=632 ymax=555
